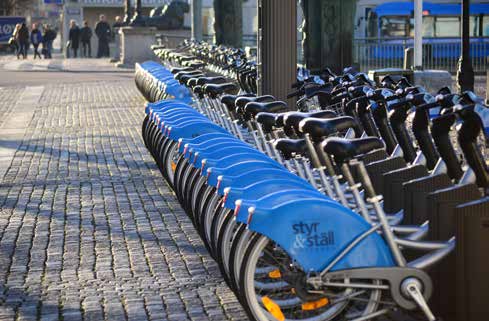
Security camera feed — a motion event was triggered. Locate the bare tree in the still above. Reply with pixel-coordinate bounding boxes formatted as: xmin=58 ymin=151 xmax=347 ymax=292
xmin=1 ymin=0 xmax=35 ymax=16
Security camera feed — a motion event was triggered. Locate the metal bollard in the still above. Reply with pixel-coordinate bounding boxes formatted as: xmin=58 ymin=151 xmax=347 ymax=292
xmin=425 ymin=184 xmax=482 ymax=321
xmin=455 ymin=196 xmax=489 ymax=321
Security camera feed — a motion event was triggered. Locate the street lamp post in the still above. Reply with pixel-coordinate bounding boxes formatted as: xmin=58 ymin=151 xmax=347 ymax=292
xmin=413 ymin=0 xmax=423 ymax=68
xmin=456 ymin=0 xmax=475 ymax=92
xmin=129 ymin=0 xmax=145 ymax=27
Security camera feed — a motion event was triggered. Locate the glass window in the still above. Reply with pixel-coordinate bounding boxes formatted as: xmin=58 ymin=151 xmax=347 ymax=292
xmin=469 ymin=16 xmax=479 ymax=36
xmin=483 ymin=15 xmax=489 ymax=36
xmin=409 ymin=16 xmax=435 ymax=37
xmin=423 ymin=16 xmax=435 ymax=37
xmin=435 ymin=17 xmax=460 ymax=37
xmin=380 ymin=16 xmax=409 ymax=37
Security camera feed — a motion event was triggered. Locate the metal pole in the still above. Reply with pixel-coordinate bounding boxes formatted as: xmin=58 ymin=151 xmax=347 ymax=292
xmin=456 ymin=0 xmax=475 ymax=92
xmin=258 ymin=0 xmax=297 ymax=105
xmin=191 ymin=0 xmax=203 ymax=41
xmin=413 ymin=0 xmax=423 ymax=68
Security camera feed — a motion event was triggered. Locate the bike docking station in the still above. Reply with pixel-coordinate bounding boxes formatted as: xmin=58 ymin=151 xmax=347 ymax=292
xmin=133 ymin=38 xmax=489 ymax=321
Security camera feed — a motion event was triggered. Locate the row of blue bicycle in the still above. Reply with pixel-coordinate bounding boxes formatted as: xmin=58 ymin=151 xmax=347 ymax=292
xmin=136 ymin=41 xmax=489 ymax=321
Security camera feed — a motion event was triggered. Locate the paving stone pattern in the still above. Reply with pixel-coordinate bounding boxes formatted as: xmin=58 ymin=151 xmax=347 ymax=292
xmin=0 ymin=82 xmax=247 ymax=321
xmin=0 ymin=88 xmax=25 ymax=129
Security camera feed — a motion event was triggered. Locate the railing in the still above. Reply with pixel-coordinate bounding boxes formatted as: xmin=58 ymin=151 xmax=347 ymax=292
xmin=201 ymin=34 xmax=258 ymax=48
xmin=353 ymin=37 xmax=489 ymax=74
xmin=80 ymin=0 xmax=186 ymax=6
xmin=200 ymin=35 xmax=306 ymax=66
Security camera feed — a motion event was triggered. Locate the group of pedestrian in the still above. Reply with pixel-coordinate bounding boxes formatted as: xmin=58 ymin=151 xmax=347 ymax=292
xmin=10 ymin=23 xmax=56 ymax=59
xmin=67 ymin=15 xmax=121 ymax=59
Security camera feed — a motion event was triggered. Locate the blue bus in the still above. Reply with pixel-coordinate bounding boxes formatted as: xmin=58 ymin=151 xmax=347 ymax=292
xmin=0 ymin=16 xmax=25 ymax=45
xmin=359 ymin=2 xmax=489 ymax=71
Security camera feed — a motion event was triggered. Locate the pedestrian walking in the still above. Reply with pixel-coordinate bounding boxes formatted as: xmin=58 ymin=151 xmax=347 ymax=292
xmin=9 ymin=24 xmax=21 ymax=55
xmin=30 ymin=23 xmax=43 ymax=59
xmin=42 ymin=24 xmax=57 ymax=59
xmin=68 ymin=20 xmax=80 ymax=58
xmin=111 ymin=15 xmax=124 ymax=61
xmin=80 ymin=21 xmax=92 ymax=58
xmin=16 ymin=23 xmax=29 ymax=59
xmin=95 ymin=15 xmax=111 ymax=58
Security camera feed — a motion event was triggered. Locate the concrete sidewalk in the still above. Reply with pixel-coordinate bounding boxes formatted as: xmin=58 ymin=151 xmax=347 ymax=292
xmin=0 ymin=58 xmax=246 ymax=321
xmin=0 ymin=55 xmax=131 ymax=73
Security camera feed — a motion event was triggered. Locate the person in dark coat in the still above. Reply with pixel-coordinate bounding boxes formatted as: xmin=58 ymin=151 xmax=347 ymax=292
xmin=30 ymin=23 xmax=43 ymax=59
xmin=95 ymin=14 xmax=111 ymax=58
xmin=68 ymin=20 xmax=80 ymax=58
xmin=42 ymin=24 xmax=57 ymax=59
xmin=80 ymin=21 xmax=93 ymax=58
xmin=112 ymin=15 xmax=123 ymax=39
xmin=16 ymin=23 xmax=29 ymax=59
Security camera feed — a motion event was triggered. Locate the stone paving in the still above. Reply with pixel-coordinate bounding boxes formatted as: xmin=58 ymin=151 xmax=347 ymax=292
xmin=0 ymin=55 xmax=129 ymax=73
xmin=0 ymin=87 xmax=25 ymax=129
xmin=0 ymin=81 xmax=247 ymax=321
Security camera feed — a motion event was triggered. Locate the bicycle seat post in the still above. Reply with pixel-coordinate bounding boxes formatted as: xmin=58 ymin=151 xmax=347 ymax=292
xmin=340 ymin=162 xmax=371 ymax=222
xmin=351 ymin=159 xmax=407 ymax=267
xmin=305 ymin=135 xmax=347 ymax=206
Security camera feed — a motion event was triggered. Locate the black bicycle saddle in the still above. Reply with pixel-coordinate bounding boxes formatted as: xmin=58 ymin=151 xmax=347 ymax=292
xmin=284 ymin=110 xmax=337 ymax=136
xmin=178 ymin=73 xmax=205 ymax=85
xmin=174 ymin=70 xmax=202 ymax=81
xmin=197 ymin=76 xmax=227 ymax=86
xmin=273 ymin=138 xmax=308 ymax=159
xmin=203 ymin=83 xmax=238 ymax=99
xmin=235 ymin=95 xmax=275 ymax=114
xmin=322 ymin=137 xmax=385 ymax=164
xmin=171 ymin=67 xmax=195 ymax=74
xmin=255 ymin=112 xmax=279 ymax=133
xmin=220 ymin=94 xmax=254 ymax=112
xmin=243 ymin=101 xmax=288 ymax=120
xmin=298 ymin=116 xmax=358 ymax=142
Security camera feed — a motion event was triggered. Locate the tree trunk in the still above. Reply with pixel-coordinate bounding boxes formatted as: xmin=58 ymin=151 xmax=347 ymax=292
xmin=301 ymin=0 xmax=357 ymax=74
xmin=213 ymin=0 xmax=242 ymax=47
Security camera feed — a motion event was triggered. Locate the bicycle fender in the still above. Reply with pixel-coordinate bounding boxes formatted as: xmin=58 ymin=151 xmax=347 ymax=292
xmin=247 ymin=199 xmax=395 ymax=272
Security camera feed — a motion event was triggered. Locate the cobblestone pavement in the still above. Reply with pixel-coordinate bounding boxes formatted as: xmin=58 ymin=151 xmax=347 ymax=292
xmin=0 ymin=87 xmax=25 ymax=129
xmin=0 ymin=81 xmax=248 ymax=321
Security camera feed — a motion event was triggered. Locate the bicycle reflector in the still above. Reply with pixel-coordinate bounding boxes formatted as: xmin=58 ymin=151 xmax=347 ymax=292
xmin=268 ymin=269 xmax=282 ymax=279
xmin=261 ymin=296 xmax=285 ymax=321
xmin=302 ymin=298 xmax=329 ymax=311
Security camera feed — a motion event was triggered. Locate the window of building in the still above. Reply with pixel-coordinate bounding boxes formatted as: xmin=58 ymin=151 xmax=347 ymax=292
xmin=408 ymin=16 xmax=435 ymax=37
xmin=380 ymin=16 xmax=409 ymax=37
xmin=435 ymin=16 xmax=460 ymax=37
xmin=483 ymin=15 xmax=489 ymax=36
